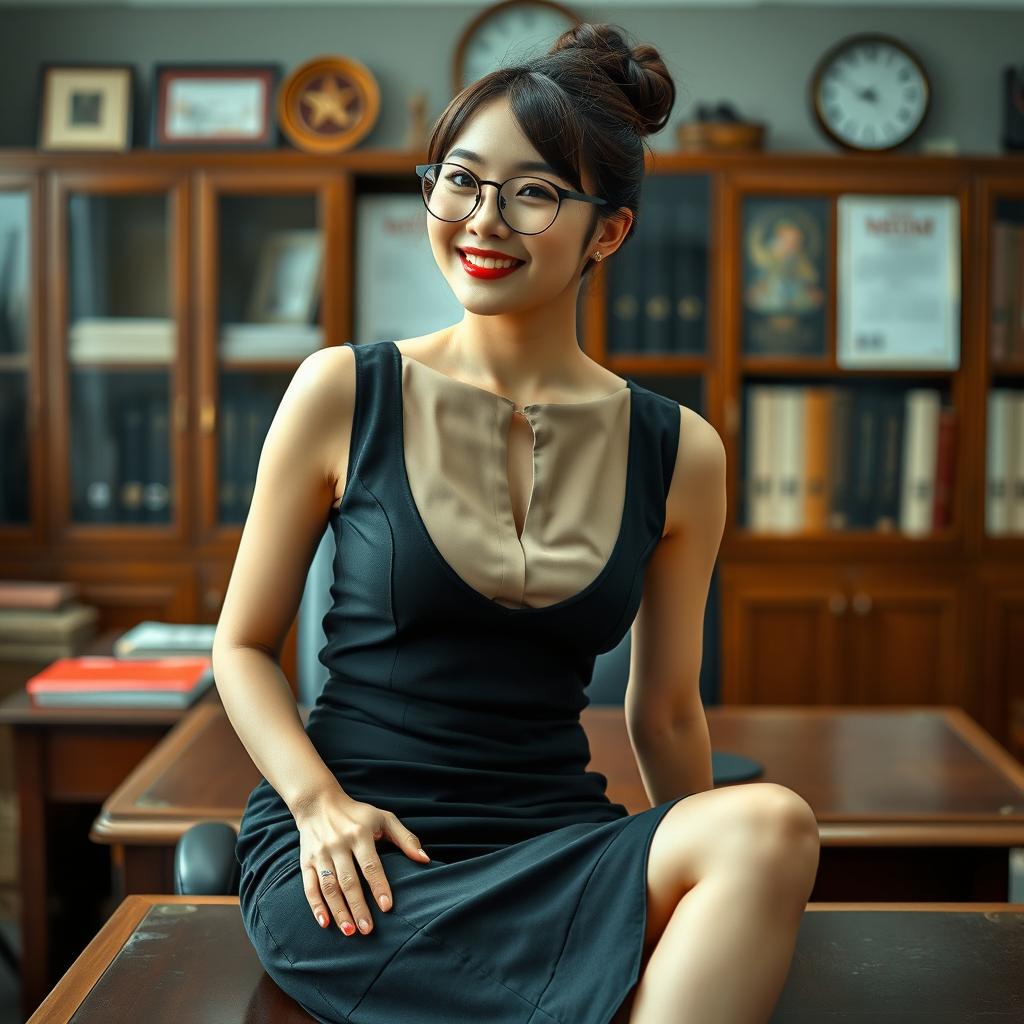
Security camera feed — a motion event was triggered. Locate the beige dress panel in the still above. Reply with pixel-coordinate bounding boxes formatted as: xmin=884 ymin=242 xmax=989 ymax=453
xmin=400 ymin=353 xmax=631 ymax=610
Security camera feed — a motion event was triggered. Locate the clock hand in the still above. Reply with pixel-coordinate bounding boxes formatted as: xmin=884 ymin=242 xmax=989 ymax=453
xmin=833 ymin=74 xmax=878 ymax=104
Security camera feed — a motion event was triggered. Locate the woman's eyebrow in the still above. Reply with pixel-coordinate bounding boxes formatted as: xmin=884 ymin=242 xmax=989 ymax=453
xmin=446 ymin=147 xmax=563 ymax=180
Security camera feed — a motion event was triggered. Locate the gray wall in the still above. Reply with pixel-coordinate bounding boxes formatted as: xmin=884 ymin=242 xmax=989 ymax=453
xmin=0 ymin=3 xmax=1020 ymax=153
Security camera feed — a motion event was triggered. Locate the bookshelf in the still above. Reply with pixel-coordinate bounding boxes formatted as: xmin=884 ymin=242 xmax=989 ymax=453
xmin=0 ymin=148 xmax=1021 ymax=756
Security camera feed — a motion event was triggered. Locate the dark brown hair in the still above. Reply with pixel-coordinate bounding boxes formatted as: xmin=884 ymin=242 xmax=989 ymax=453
xmin=426 ymin=22 xmax=677 ymax=280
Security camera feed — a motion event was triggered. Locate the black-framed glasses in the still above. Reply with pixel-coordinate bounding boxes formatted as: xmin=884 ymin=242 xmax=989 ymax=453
xmin=415 ymin=161 xmax=607 ymax=236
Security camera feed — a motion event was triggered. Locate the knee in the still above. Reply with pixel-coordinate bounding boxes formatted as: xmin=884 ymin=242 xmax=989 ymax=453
xmin=733 ymin=784 xmax=820 ymax=871
xmin=764 ymin=784 xmax=819 ymax=842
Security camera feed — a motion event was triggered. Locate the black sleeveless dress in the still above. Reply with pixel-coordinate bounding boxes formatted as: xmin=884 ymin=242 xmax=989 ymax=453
xmin=234 ymin=338 xmax=692 ymax=1024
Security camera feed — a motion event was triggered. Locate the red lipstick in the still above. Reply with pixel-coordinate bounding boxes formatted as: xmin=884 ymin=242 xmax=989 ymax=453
xmin=457 ymin=247 xmax=526 ymax=281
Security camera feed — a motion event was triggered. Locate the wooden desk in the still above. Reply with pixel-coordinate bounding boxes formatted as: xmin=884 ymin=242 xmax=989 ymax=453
xmin=27 ymin=895 xmax=1024 ymax=1022
xmin=589 ymin=704 xmax=1024 ymax=902
xmin=0 ymin=651 xmax=216 ymax=1020
xmin=91 ymin=700 xmax=1024 ymax=903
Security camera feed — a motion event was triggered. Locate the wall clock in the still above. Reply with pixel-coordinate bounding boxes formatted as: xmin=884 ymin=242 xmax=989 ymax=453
xmin=452 ymin=0 xmax=580 ymax=98
xmin=809 ymin=32 xmax=931 ymax=152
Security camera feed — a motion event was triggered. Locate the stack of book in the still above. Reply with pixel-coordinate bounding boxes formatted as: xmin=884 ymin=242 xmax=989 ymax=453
xmin=0 ymin=580 xmax=98 ymax=660
xmin=22 ymin=619 xmax=217 ymax=709
xmin=25 ymin=655 xmax=213 ymax=709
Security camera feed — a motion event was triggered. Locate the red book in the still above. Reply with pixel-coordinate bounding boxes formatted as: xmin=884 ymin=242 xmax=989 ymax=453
xmin=26 ymin=655 xmax=214 ymax=708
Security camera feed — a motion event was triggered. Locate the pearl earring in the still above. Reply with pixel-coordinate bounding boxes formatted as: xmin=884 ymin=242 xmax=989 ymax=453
xmin=593 ymin=252 xmax=603 ymax=261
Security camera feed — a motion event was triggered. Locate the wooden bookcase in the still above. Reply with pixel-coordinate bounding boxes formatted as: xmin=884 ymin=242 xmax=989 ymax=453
xmin=0 ymin=148 xmax=1021 ymax=757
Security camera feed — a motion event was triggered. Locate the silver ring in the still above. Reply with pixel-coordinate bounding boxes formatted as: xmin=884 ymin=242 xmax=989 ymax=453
xmin=320 ymin=867 xmax=334 ymax=878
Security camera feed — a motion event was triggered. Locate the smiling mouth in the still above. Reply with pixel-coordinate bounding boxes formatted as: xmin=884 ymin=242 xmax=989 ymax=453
xmin=457 ymin=248 xmax=526 ymax=267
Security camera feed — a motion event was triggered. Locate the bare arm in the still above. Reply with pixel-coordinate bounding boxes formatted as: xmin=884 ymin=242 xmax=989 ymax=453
xmin=212 ymin=344 xmax=356 ymax=821
xmin=625 ymin=405 xmax=727 ymax=805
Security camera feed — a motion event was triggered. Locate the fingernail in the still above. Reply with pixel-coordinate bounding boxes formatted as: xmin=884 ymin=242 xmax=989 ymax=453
xmin=418 ymin=848 xmax=429 ymax=861
xmin=358 ymin=917 xmax=370 ymax=933
xmin=379 ymin=894 xmax=391 ymax=910
xmin=316 ymin=912 xmax=327 ymax=927
xmin=341 ymin=921 xmax=355 ymax=936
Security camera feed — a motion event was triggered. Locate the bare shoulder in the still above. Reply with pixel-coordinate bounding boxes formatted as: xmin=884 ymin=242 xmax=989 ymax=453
xmin=284 ymin=345 xmax=357 ymax=509
xmin=663 ymin=404 xmax=727 ymax=539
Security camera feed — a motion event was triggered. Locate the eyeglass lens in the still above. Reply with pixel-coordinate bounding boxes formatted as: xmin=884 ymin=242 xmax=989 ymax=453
xmin=421 ymin=163 xmax=560 ymax=234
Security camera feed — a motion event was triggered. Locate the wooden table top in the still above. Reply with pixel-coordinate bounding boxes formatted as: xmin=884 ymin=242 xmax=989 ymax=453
xmin=28 ymin=895 xmax=1024 ymax=1023
xmin=90 ymin=697 xmax=1024 ymax=848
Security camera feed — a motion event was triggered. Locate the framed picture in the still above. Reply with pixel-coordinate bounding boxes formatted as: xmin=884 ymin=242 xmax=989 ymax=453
xmin=246 ymin=230 xmax=323 ymax=324
xmin=741 ymin=196 xmax=830 ymax=358
xmin=37 ymin=63 xmax=134 ymax=152
xmin=151 ymin=63 xmax=281 ymax=150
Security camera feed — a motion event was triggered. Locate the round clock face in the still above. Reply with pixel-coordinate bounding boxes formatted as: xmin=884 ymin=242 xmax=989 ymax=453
xmin=457 ymin=1 xmax=578 ymax=94
xmin=811 ymin=34 xmax=929 ymax=151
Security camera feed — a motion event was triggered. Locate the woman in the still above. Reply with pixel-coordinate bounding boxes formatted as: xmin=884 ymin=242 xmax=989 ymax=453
xmin=215 ymin=22 xmax=820 ymax=1024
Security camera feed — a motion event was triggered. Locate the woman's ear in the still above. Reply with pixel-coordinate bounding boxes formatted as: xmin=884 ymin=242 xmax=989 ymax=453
xmin=593 ymin=207 xmax=634 ymax=260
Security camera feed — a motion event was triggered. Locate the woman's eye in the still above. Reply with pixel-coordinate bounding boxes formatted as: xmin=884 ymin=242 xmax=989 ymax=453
xmin=521 ymin=186 xmax=554 ymax=200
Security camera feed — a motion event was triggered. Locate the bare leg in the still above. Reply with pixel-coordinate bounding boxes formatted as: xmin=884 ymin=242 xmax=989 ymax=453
xmin=627 ymin=827 xmax=819 ymax=1024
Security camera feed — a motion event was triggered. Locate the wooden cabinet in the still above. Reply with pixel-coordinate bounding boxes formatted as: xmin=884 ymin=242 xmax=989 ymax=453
xmin=721 ymin=564 xmax=965 ymax=708
xmin=0 ymin=148 xmax=1021 ymax=723
xmin=0 ymin=151 xmax=383 ymax=692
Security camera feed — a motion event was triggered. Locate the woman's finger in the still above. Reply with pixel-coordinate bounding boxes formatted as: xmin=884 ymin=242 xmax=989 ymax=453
xmin=334 ymin=849 xmax=375 ymax=935
xmin=306 ymin=859 xmax=355 ymax=936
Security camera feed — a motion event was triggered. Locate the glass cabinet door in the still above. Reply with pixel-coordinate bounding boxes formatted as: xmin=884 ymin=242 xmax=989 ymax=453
xmin=0 ymin=187 xmax=32 ymax=528
xmin=201 ymin=185 xmax=326 ymax=531
xmin=61 ymin=184 xmax=182 ymax=530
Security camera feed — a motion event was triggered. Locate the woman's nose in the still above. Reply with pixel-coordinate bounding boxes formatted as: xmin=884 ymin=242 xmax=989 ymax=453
xmin=467 ymin=184 xmax=510 ymax=235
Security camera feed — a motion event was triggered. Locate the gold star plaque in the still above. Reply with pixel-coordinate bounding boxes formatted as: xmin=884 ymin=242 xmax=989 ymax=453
xmin=277 ymin=55 xmax=380 ymax=154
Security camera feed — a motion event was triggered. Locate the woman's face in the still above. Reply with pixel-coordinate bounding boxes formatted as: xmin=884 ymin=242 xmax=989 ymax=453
xmin=426 ymin=95 xmax=610 ymax=315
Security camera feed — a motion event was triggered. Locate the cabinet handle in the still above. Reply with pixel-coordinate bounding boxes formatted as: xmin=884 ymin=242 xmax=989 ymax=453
xmin=852 ymin=591 xmax=872 ymax=615
xmin=828 ymin=592 xmax=847 ymax=615
xmin=725 ymin=396 xmax=739 ymax=436
xmin=201 ymin=397 xmax=216 ymax=435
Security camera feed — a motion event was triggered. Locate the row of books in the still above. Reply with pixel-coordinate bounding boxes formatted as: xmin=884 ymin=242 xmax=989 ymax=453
xmin=742 ymin=384 xmax=956 ymax=535
xmin=70 ymin=383 xmax=172 ymax=523
xmin=606 ymin=175 xmax=709 ymax=355
xmin=218 ymin=390 xmax=279 ymax=521
xmin=987 ymin=388 xmax=1024 ymax=535
xmin=990 ymin=221 xmax=1024 ymax=362
xmin=67 ymin=381 xmax=280 ymax=524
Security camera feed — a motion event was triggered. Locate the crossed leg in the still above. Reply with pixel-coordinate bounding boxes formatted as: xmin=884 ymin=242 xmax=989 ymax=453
xmin=609 ymin=782 xmax=821 ymax=1024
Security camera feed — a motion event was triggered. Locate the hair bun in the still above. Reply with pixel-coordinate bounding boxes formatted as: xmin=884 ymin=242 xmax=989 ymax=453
xmin=549 ymin=22 xmax=675 ymax=137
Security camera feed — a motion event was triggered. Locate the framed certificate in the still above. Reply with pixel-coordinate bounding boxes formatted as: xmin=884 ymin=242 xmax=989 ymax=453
xmin=151 ymin=63 xmax=280 ymax=149
xmin=837 ymin=195 xmax=960 ymax=369
xmin=353 ymin=191 xmax=464 ymax=344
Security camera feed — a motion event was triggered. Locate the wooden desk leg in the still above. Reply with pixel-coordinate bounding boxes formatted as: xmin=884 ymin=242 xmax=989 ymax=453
xmin=16 ymin=728 xmax=49 ymax=1021
xmin=111 ymin=843 xmax=176 ymax=899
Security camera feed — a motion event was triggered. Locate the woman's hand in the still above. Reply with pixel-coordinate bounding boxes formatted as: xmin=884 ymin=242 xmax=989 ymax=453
xmin=293 ymin=789 xmax=430 ymax=936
